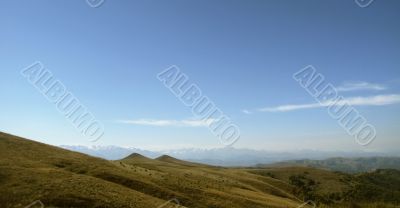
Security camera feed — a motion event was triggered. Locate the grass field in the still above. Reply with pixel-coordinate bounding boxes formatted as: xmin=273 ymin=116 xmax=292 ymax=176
xmin=1 ymin=131 xmax=399 ymax=208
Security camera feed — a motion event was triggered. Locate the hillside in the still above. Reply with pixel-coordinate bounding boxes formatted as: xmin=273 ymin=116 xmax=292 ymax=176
xmin=248 ymin=166 xmax=400 ymax=207
xmin=0 ymin=132 xmax=305 ymax=208
xmin=1 ymin=131 xmax=399 ymax=208
xmin=263 ymin=157 xmax=400 ymax=173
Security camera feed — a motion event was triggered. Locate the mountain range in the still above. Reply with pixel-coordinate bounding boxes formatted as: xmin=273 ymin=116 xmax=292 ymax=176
xmin=60 ymin=145 xmax=400 ymax=167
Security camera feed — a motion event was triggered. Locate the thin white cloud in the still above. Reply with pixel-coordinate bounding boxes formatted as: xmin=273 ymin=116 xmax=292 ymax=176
xmin=259 ymin=94 xmax=400 ymax=112
xmin=116 ymin=118 xmax=215 ymax=127
xmin=336 ymin=81 xmax=386 ymax=92
xmin=242 ymin=109 xmax=252 ymax=114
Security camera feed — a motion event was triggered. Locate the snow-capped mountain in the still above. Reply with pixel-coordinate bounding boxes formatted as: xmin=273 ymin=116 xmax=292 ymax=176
xmin=60 ymin=145 xmax=160 ymax=160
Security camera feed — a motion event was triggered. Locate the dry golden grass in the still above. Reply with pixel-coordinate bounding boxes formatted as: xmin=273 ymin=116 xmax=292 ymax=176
xmin=0 ymin=132 xmax=306 ymax=208
xmin=1 ymin=131 xmax=399 ymax=208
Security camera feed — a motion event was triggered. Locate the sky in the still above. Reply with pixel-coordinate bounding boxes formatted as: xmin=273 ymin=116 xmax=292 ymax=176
xmin=1 ymin=0 xmax=399 ymax=152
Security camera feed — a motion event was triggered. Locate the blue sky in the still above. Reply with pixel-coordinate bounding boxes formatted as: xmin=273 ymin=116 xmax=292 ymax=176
xmin=1 ymin=0 xmax=399 ymax=152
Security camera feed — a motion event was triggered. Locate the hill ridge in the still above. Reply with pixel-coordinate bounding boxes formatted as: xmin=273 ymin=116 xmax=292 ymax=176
xmin=124 ymin=152 xmax=151 ymax=160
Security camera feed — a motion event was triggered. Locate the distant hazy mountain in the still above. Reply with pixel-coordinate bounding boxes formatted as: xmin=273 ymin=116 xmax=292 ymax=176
xmin=264 ymin=157 xmax=400 ymax=173
xmin=60 ymin=145 xmax=397 ymax=166
xmin=60 ymin=145 xmax=160 ymax=160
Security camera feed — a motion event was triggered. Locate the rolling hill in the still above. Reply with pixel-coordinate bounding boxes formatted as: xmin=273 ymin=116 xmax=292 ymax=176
xmin=1 ymin=131 xmax=399 ymax=208
xmin=0 ymin=132 xmax=304 ymax=208
xmin=263 ymin=157 xmax=400 ymax=173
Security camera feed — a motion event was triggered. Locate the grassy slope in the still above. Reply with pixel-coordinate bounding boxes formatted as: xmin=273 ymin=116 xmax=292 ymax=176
xmin=116 ymin=154 xmax=302 ymax=207
xmin=0 ymin=132 xmax=180 ymax=208
xmin=248 ymin=167 xmax=400 ymax=207
xmin=1 ymin=131 xmax=399 ymax=208
xmin=0 ymin=132 xmax=305 ymax=208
